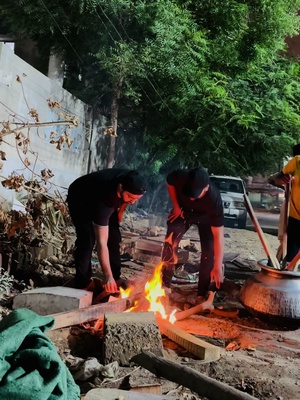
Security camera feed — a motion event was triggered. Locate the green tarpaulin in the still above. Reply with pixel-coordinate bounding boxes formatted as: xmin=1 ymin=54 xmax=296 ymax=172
xmin=0 ymin=308 xmax=80 ymax=400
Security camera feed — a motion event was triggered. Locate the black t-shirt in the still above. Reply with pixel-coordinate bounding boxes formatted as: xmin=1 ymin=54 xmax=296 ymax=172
xmin=167 ymin=170 xmax=224 ymax=227
xmin=67 ymin=169 xmax=130 ymax=226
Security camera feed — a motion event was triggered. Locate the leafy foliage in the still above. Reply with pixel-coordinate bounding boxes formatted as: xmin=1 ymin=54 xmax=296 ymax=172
xmin=1 ymin=0 xmax=300 ymax=179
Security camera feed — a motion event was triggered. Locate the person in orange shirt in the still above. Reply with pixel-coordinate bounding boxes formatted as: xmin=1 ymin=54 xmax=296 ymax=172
xmin=268 ymin=144 xmax=300 ymax=262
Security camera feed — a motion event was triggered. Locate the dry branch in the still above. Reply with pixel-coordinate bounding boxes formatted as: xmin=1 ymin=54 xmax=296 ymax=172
xmin=131 ymin=351 xmax=258 ymax=400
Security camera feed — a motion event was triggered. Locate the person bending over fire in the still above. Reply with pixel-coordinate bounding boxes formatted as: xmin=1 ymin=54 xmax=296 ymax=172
xmin=161 ymin=167 xmax=224 ymax=303
xmin=67 ymin=169 xmax=146 ymax=293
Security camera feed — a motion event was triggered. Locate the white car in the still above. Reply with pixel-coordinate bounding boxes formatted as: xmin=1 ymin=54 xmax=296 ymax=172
xmin=209 ymin=175 xmax=248 ymax=229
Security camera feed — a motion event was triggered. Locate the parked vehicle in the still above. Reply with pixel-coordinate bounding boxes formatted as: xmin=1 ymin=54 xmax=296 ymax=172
xmin=210 ymin=175 xmax=248 ymax=229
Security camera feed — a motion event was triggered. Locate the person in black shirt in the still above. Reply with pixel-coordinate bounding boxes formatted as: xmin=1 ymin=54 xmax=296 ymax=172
xmin=67 ymin=169 xmax=146 ymax=293
xmin=161 ymin=167 xmax=224 ymax=301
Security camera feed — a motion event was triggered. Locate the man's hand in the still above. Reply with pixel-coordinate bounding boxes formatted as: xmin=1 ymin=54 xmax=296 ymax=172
xmin=281 ymin=174 xmax=292 ymax=184
xmin=168 ymin=206 xmax=183 ymax=223
xmin=103 ymin=276 xmax=118 ymax=293
xmin=268 ymin=172 xmax=292 ymax=187
xmin=210 ymin=265 xmax=224 ymax=289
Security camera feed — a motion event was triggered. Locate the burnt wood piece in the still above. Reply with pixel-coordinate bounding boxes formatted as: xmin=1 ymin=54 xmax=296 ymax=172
xmin=156 ymin=317 xmax=220 ymax=361
xmin=243 ymin=194 xmax=280 ymax=269
xmin=49 ymin=298 xmax=129 ymax=330
xmin=131 ymin=351 xmax=257 ymax=400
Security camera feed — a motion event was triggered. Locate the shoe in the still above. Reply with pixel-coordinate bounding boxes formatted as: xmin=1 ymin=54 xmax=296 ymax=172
xmin=120 ymin=253 xmax=133 ymax=261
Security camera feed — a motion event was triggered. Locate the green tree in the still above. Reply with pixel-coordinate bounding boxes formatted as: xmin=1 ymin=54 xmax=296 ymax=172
xmin=1 ymin=0 xmax=300 ymax=178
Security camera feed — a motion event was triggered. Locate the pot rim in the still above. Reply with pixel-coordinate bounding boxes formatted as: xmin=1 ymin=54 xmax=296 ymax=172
xmin=258 ymin=259 xmax=300 ymax=278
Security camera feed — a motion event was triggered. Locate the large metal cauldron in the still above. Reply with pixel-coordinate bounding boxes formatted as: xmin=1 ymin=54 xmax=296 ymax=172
xmin=239 ymin=259 xmax=300 ymax=326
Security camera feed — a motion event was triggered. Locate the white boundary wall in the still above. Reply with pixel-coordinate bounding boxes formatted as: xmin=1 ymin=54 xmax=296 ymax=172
xmin=0 ymin=43 xmax=90 ymax=208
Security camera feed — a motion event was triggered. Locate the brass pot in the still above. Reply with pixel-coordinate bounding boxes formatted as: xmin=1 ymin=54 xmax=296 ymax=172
xmin=239 ymin=259 xmax=300 ymax=326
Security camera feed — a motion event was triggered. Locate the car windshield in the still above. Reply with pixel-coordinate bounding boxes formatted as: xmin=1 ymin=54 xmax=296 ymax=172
xmin=210 ymin=177 xmax=244 ymax=194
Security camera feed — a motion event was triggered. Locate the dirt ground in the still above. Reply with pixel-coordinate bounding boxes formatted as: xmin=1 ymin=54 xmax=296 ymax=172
xmin=3 ymin=224 xmax=300 ymax=400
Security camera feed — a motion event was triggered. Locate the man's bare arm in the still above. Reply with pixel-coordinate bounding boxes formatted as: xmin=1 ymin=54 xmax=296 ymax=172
xmin=167 ymin=184 xmax=183 ymax=222
xmin=210 ymin=225 xmax=224 ymax=289
xmin=93 ymin=224 xmax=118 ymax=293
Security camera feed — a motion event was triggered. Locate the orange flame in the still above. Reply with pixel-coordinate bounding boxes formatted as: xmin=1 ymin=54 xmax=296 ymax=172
xmin=144 ymin=262 xmax=167 ymax=318
xmin=119 ymin=286 xmax=132 ymax=299
xmin=121 ymin=262 xmax=177 ymax=322
xmin=119 ymin=235 xmax=181 ymax=322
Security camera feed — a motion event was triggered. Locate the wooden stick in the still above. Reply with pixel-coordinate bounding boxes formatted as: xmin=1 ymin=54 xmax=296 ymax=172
xmin=243 ymin=194 xmax=280 ymax=269
xmin=281 ymin=182 xmax=291 ymax=269
xmin=131 ymin=351 xmax=257 ymax=400
xmin=49 ymin=298 xmax=129 ymax=330
xmin=173 ymin=291 xmax=215 ymax=321
xmin=285 ymin=250 xmax=300 ymax=271
xmin=156 ymin=317 xmax=220 ymax=361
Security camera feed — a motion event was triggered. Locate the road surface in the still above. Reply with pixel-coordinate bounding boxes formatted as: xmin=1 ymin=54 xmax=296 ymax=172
xmin=246 ymin=211 xmax=280 ymax=236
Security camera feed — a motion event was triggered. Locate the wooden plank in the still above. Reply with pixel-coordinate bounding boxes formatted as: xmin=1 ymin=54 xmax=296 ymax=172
xmin=85 ymin=388 xmax=172 ymax=400
xmin=131 ymin=351 xmax=257 ymax=400
xmin=243 ymin=194 xmax=280 ymax=269
xmin=135 ymin=239 xmax=163 ymax=254
xmin=156 ymin=317 xmax=220 ymax=361
xmin=121 ymin=260 xmax=144 ymax=270
xmin=121 ymin=231 xmax=140 ymax=238
xmin=281 ymin=182 xmax=291 ymax=268
xmin=49 ymin=298 xmax=129 ymax=330
xmin=285 ymin=250 xmax=300 ymax=271
xmin=141 ymin=236 xmax=166 ymax=243
xmin=134 ymin=251 xmax=161 ymax=265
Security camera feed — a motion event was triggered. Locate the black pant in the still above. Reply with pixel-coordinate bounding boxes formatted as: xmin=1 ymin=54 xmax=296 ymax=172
xmin=67 ymin=198 xmax=122 ymax=289
xmin=161 ymin=213 xmax=214 ymax=296
xmin=287 ymin=216 xmax=300 ymax=262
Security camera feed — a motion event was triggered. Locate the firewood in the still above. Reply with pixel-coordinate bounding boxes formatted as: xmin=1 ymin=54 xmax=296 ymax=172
xmin=156 ymin=317 xmax=220 ymax=361
xmin=131 ymin=351 xmax=257 ymax=400
xmin=49 ymin=298 xmax=129 ymax=330
xmin=173 ymin=291 xmax=215 ymax=321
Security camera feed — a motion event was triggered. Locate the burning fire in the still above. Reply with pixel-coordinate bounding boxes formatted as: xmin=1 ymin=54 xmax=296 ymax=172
xmin=144 ymin=263 xmax=167 ymax=318
xmin=119 ymin=262 xmax=177 ymax=323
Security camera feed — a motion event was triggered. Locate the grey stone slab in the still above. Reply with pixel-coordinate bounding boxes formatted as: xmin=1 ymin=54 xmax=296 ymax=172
xmin=12 ymin=286 xmax=93 ymax=315
xmin=86 ymin=388 xmax=175 ymax=400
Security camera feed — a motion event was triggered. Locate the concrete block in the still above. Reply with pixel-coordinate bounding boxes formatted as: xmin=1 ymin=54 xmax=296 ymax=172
xmin=12 ymin=286 xmax=93 ymax=315
xmin=134 ymin=251 xmax=161 ymax=265
xmin=103 ymin=312 xmax=163 ymax=366
xmin=135 ymin=239 xmax=163 ymax=255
